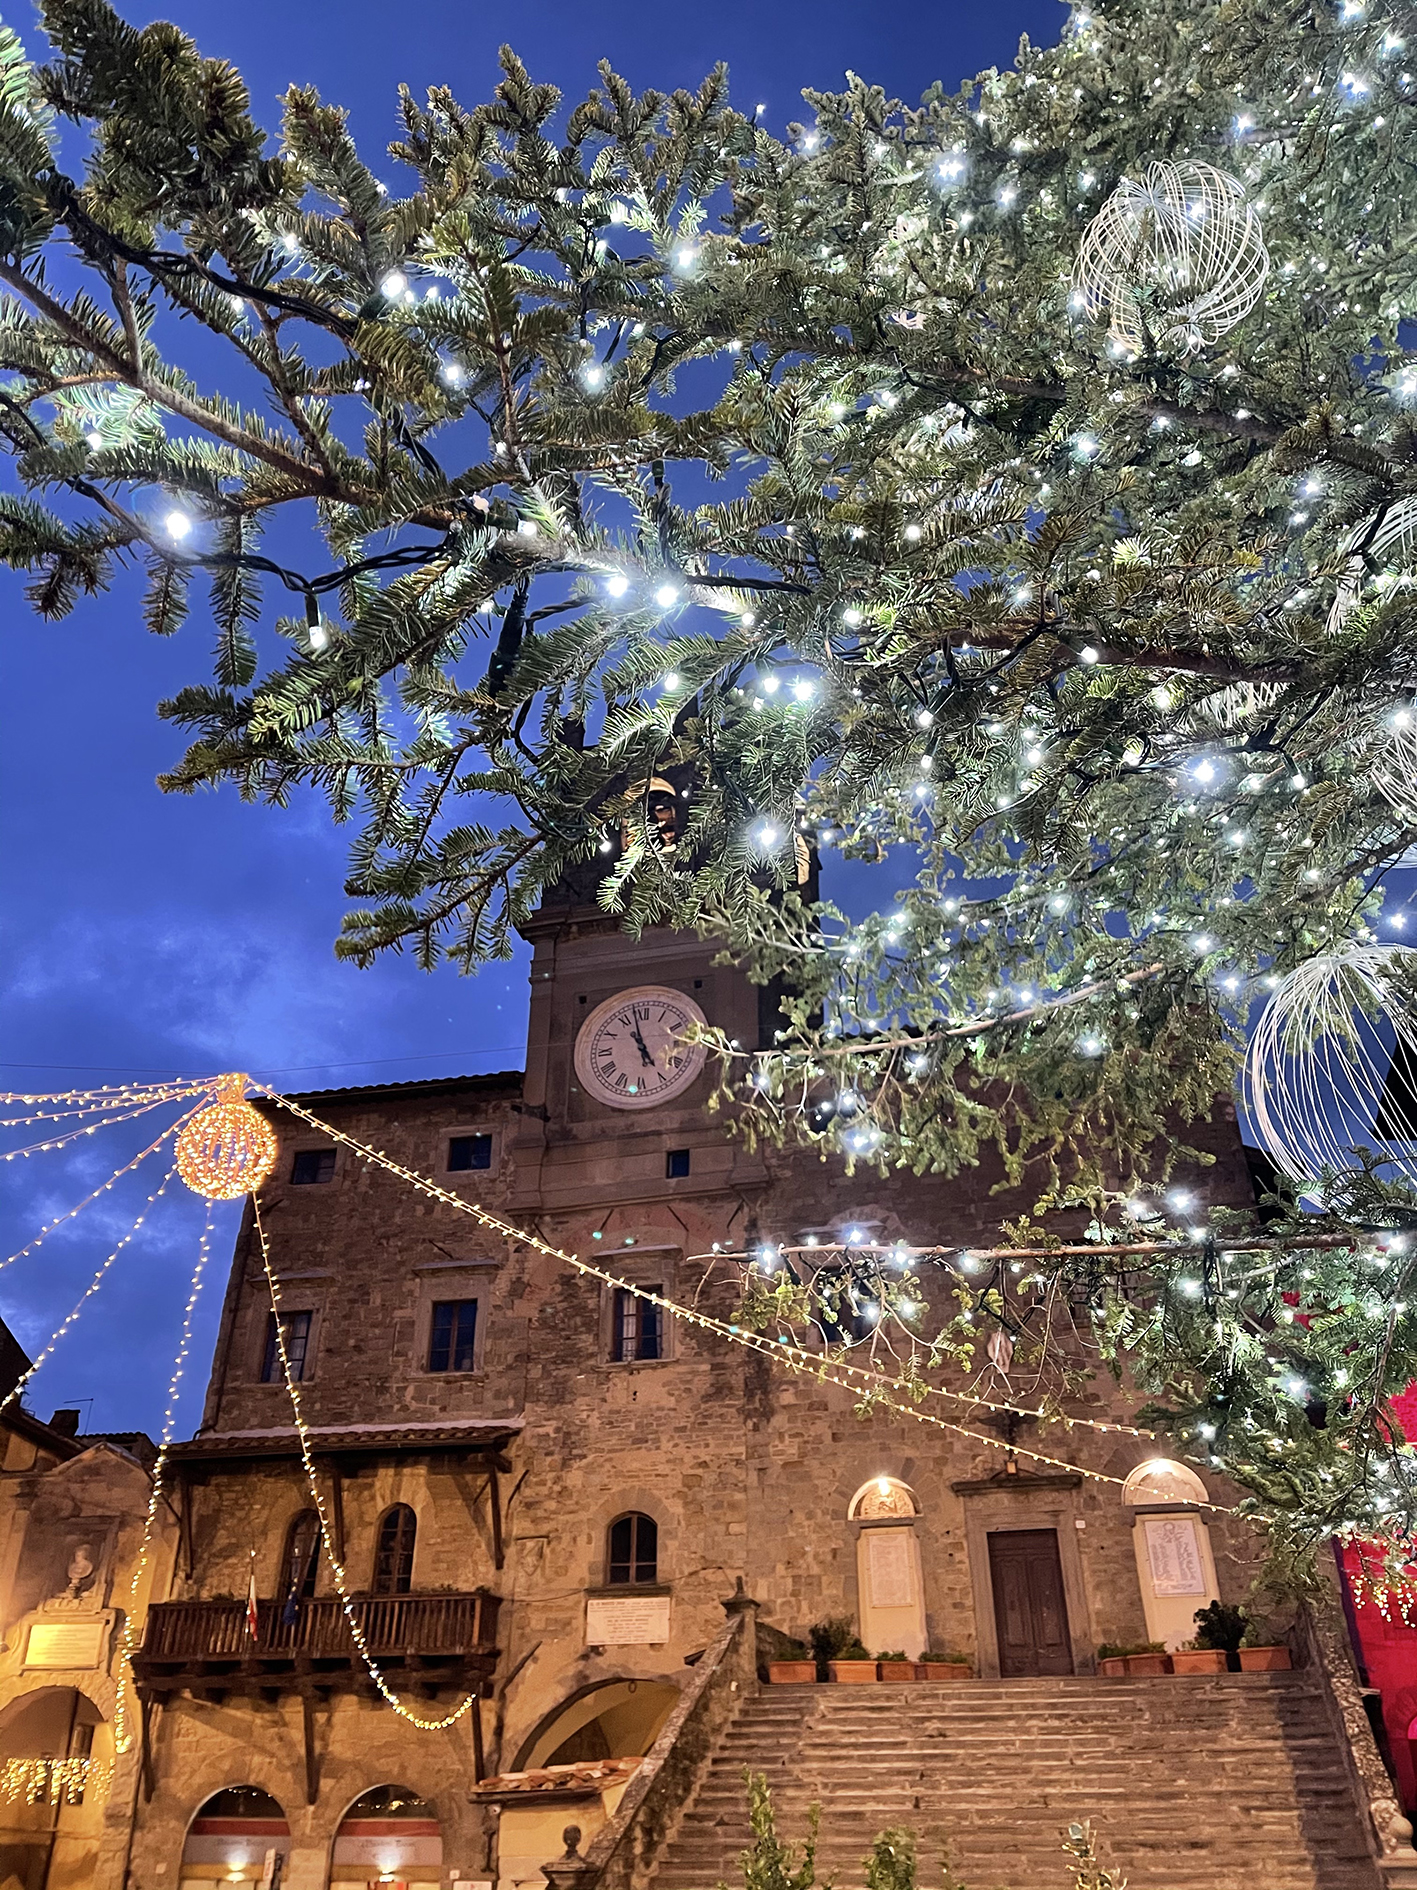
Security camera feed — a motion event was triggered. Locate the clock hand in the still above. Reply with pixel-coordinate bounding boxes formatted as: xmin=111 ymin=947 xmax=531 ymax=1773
xmin=630 ymin=1021 xmax=656 ymax=1068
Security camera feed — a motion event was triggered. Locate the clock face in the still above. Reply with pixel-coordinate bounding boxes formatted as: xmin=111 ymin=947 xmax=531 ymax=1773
xmin=573 ymin=985 xmax=709 ymax=1111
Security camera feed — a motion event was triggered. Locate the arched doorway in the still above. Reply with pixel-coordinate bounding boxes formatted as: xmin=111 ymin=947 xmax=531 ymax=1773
xmin=848 ymin=1478 xmax=927 ymax=1658
xmin=0 ymin=1688 xmax=109 ymax=1890
xmin=331 ymin=1786 xmax=440 ymax=1890
xmin=180 ymin=1787 xmax=290 ymax=1890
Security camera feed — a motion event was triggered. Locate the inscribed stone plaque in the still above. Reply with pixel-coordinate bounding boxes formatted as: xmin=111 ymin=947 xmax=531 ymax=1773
xmin=25 ymin=1616 xmax=107 ymax=1669
xmin=585 ymin=1595 xmax=671 ymax=1645
xmin=1142 ymin=1516 xmax=1206 ymax=1597
xmin=866 ymin=1528 xmax=914 ymax=1609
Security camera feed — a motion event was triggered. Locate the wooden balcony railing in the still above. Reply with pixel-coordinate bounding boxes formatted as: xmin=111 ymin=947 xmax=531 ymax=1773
xmin=133 ymin=1591 xmax=500 ymax=1700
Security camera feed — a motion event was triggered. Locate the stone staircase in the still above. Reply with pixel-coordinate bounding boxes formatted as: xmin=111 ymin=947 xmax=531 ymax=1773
xmin=650 ymin=1674 xmax=1384 ymax=1890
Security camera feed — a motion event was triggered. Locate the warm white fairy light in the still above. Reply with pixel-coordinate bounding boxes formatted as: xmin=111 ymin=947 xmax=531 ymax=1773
xmin=250 ymin=1195 xmax=480 ymax=1732
xmin=1073 ymin=160 xmax=1269 ymax=352
xmin=0 ymin=1111 xmax=199 ymax=1274
xmin=0 ymin=1097 xmax=177 ymax=1163
xmin=112 ymin=1200 xmax=216 ymax=1755
xmin=0 ymin=1158 xmax=182 ymax=1421
xmin=1244 ymin=944 xmax=1417 ymax=1188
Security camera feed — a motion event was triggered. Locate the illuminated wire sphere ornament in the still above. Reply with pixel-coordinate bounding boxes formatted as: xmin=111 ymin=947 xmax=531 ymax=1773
xmin=1072 ymin=160 xmax=1269 ymax=353
xmin=1372 ymin=705 xmax=1417 ymax=826
xmin=175 ymin=1077 xmax=277 ymax=1200
xmin=1243 ymin=946 xmax=1417 ymax=1192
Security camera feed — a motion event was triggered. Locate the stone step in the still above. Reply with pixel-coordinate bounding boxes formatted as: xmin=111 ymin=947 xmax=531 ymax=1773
xmin=648 ymin=1674 xmax=1381 ymax=1890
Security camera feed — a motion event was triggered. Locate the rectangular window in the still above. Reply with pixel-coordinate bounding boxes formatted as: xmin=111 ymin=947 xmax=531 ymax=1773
xmin=428 ymin=1299 xmax=478 ymax=1373
xmin=612 ymin=1287 xmax=663 ymax=1362
xmin=291 ymin=1148 xmax=336 ymax=1185
xmin=262 ymin=1310 xmax=312 ymax=1383
xmin=448 ymin=1133 xmax=493 ymax=1172
xmin=665 ymin=1148 xmax=691 ymax=1178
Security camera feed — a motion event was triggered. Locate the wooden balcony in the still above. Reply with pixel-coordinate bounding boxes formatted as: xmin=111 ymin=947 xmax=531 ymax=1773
xmin=133 ymin=1591 xmax=500 ymax=1702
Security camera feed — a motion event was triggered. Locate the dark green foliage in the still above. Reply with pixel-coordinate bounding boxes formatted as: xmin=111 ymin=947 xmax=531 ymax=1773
xmin=1192 ymin=1601 xmax=1247 ymax=1653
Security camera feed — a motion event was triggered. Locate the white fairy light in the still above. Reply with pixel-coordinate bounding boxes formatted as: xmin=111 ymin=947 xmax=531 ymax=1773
xmin=164 ymin=511 xmax=191 ymax=541
xmin=1073 ymin=161 xmax=1269 ymax=352
xmin=605 ymin=572 xmax=630 ymax=598
xmin=380 ymin=271 xmax=407 ymax=297
xmin=654 ymin=583 xmax=679 ymax=609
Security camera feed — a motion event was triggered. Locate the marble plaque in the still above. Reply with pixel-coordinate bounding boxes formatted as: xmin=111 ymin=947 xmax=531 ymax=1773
xmin=866 ymin=1528 xmax=914 ymax=1609
xmin=585 ymin=1595 xmax=671 ymax=1645
xmin=25 ymin=1615 xmax=108 ymax=1669
xmin=1142 ymin=1516 xmax=1207 ymax=1597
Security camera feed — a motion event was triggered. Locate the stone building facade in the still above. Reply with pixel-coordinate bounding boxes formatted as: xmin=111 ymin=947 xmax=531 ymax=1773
xmin=109 ymin=898 xmax=1267 ymax=1890
xmin=0 ymin=1342 xmax=169 ymax=1890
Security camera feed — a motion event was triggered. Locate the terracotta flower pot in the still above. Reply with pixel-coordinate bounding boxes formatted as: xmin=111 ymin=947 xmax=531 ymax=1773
xmin=828 ymin=1659 xmax=878 ymax=1683
xmin=1098 ymin=1657 xmax=1128 ymax=1677
xmin=1124 ymin=1652 xmax=1173 ymax=1676
xmin=1239 ymin=1645 xmax=1292 ymax=1671
xmin=1170 ymin=1648 xmax=1228 ymax=1675
xmin=878 ymin=1661 xmax=920 ymax=1682
xmin=921 ymin=1662 xmax=972 ymax=1681
xmin=767 ymin=1660 xmax=817 ymax=1683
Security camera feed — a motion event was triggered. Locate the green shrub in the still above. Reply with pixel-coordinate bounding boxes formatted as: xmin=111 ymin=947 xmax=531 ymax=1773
xmin=1192 ymin=1601 xmax=1248 ymax=1653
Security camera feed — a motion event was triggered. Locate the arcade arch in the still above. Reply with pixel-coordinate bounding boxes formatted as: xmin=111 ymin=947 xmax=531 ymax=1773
xmin=0 ymin=1687 xmax=110 ymax=1890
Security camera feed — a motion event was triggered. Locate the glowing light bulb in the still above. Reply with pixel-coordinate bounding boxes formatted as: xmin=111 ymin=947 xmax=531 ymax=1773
xmin=164 ymin=511 xmax=192 ymax=541
xmin=380 ymin=271 xmax=407 ymax=298
xmin=655 ymin=584 xmax=679 ymax=609
xmin=605 ymin=573 xmax=630 ymax=598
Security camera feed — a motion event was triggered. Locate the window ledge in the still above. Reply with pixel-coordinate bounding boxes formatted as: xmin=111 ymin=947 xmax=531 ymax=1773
xmin=584 ymin=1583 xmax=671 ymax=1599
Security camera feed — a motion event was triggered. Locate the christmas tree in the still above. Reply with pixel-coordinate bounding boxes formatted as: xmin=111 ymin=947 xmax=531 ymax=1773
xmin=4 ymin=0 xmax=1417 ymax=1558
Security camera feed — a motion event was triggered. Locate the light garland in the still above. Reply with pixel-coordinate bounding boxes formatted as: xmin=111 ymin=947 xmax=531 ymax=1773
xmin=0 ymin=1111 xmax=199 ymax=1274
xmin=0 ymin=1757 xmax=112 ymax=1806
xmin=250 ymin=1195 xmax=479 ymax=1732
xmin=0 ymin=1157 xmax=182 ymax=1420
xmin=0 ymin=1096 xmax=177 ymax=1164
xmin=706 ymin=1240 xmax=1159 ymax=1438
xmin=112 ymin=1200 xmax=215 ymax=1756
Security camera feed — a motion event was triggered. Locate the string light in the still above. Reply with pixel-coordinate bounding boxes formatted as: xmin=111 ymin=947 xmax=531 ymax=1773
xmin=0 ymin=1158 xmax=182 ymax=1421
xmin=0 ymin=1112 xmax=199 ymax=1274
xmin=0 ymin=1758 xmax=112 ymax=1806
xmin=250 ymin=1195 xmax=479 ymax=1732
xmin=0 ymin=1097 xmax=177 ymax=1162
xmin=112 ymin=1200 xmax=215 ymax=1755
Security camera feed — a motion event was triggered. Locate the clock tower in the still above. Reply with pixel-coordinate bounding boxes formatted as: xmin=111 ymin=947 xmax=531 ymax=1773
xmin=506 ymin=860 xmax=778 ymax=1214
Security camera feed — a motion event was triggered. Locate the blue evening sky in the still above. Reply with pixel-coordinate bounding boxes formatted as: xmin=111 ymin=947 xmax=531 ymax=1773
xmin=0 ymin=0 xmax=1065 ymax=1437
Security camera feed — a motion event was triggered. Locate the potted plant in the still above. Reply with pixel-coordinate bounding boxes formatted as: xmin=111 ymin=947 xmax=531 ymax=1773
xmin=765 ymin=1636 xmax=816 ymax=1684
xmin=1238 ymin=1622 xmax=1292 ymax=1671
xmin=1096 ymin=1640 xmax=1139 ymax=1676
xmin=809 ymin=1617 xmax=877 ymax=1683
xmin=1124 ymin=1641 xmax=1171 ymax=1676
xmin=920 ymin=1648 xmax=973 ymax=1680
xmin=1192 ymin=1599 xmax=1248 ymax=1673
xmin=876 ymin=1650 xmax=919 ymax=1682
xmin=1171 ymin=1639 xmax=1228 ymax=1675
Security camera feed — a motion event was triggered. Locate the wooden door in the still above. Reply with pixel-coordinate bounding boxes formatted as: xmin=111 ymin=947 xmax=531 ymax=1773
xmin=987 ymin=1529 xmax=1074 ymax=1676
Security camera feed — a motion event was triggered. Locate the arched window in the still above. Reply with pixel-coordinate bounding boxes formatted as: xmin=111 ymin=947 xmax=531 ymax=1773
xmin=606 ymin=1513 xmax=657 ymax=1586
xmin=372 ymin=1505 xmax=417 ymax=1595
xmin=184 ymin=1787 xmax=289 ymax=1886
xmin=281 ymin=1510 xmax=320 ymax=1603
xmin=1121 ymin=1458 xmax=1209 ymax=1505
